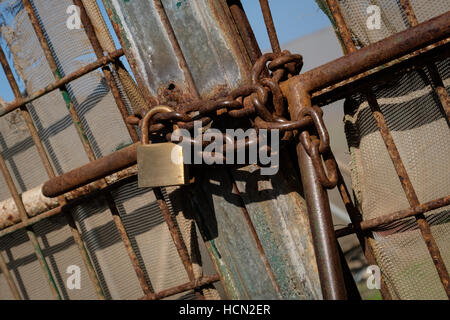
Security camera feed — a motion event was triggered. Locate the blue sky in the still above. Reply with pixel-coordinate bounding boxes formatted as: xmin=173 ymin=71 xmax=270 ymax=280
xmin=0 ymin=0 xmax=331 ymax=103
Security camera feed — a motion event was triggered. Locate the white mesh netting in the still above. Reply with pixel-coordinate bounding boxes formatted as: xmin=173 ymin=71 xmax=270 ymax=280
xmin=338 ymin=0 xmax=450 ymax=299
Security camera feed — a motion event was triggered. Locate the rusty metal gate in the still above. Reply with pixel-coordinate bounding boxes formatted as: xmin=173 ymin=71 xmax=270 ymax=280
xmin=0 ymin=0 xmax=448 ymax=300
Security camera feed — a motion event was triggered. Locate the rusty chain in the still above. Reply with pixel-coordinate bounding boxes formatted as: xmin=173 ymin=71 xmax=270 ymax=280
xmin=129 ymin=50 xmax=338 ymax=189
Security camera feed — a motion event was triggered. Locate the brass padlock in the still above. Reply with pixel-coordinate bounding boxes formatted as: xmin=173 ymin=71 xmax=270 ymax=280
xmin=137 ymin=106 xmax=189 ymax=188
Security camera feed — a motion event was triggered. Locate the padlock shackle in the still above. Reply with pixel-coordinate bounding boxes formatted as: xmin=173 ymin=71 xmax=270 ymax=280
xmin=141 ymin=105 xmax=174 ymax=144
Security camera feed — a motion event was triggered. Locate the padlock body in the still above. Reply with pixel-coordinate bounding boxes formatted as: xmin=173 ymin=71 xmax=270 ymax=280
xmin=137 ymin=143 xmax=189 ymax=188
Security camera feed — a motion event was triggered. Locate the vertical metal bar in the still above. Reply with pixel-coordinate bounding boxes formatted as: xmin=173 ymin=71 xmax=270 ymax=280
xmin=0 ymin=251 xmax=21 ymax=300
xmin=0 ymin=153 xmax=61 ymax=299
xmin=227 ymin=0 xmax=262 ymax=64
xmin=0 ymin=45 xmax=106 ymax=300
xmin=73 ymin=0 xmax=139 ymax=143
xmin=22 ymin=0 xmax=155 ymax=297
xmin=328 ymin=0 xmax=450 ymax=297
xmin=285 ymin=85 xmax=347 ymax=300
xmin=259 ymin=0 xmax=281 ymax=54
xmin=399 ymin=0 xmax=450 ymax=120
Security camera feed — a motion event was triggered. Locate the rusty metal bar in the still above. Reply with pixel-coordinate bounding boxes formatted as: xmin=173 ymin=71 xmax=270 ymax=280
xmin=0 ymin=153 xmax=61 ymax=299
xmin=326 ymin=0 xmax=356 ymax=54
xmin=0 ymin=251 xmax=21 ymax=299
xmin=0 ymin=49 xmax=124 ymax=117
xmin=0 ymin=206 xmax=63 ymax=238
xmin=285 ymin=84 xmax=347 ymax=300
xmin=327 ymin=0 xmax=450 ymax=297
xmin=74 ymin=0 xmax=139 ymax=142
xmin=339 ymin=195 xmax=450 ymax=234
xmin=42 ymin=143 xmax=137 ymax=198
xmin=399 ymin=0 xmax=450 ymax=120
xmin=228 ymin=0 xmax=262 ymax=64
xmin=141 ymin=274 xmax=220 ymax=300
xmin=291 ymin=11 xmax=450 ymax=93
xmin=0 ymin=44 xmax=106 ymax=300
xmin=259 ymin=0 xmax=281 ymax=54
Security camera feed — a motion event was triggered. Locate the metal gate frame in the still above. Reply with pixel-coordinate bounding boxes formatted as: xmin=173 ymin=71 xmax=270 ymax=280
xmin=0 ymin=0 xmax=448 ymax=300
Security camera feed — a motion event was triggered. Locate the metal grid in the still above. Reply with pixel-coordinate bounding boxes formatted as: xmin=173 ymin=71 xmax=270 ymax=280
xmin=0 ymin=0 xmax=220 ymax=300
xmin=0 ymin=0 xmax=447 ymax=300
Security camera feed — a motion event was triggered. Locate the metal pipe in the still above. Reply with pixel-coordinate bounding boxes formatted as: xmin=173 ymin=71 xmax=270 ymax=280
xmin=284 ymin=83 xmax=347 ymax=300
xmin=287 ymin=11 xmax=450 ymax=92
xmin=228 ymin=0 xmax=262 ymax=65
xmin=42 ymin=143 xmax=137 ymax=198
xmin=259 ymin=0 xmax=281 ymax=54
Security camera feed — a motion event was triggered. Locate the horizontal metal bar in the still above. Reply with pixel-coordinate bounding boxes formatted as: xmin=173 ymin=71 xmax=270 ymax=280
xmin=335 ymin=195 xmax=450 ymax=237
xmin=42 ymin=143 xmax=137 ymax=198
xmin=141 ymin=275 xmax=221 ymax=300
xmin=0 ymin=49 xmax=124 ymax=117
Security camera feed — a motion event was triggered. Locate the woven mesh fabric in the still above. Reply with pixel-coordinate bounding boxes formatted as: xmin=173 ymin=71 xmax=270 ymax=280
xmin=0 ymin=0 xmax=196 ymax=300
xmin=338 ymin=0 xmax=450 ymax=299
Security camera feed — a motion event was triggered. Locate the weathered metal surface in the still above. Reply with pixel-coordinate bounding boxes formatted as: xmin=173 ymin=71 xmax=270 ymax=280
xmin=42 ymin=143 xmax=138 ymax=198
xmin=284 ymin=83 xmax=347 ymax=300
xmin=102 ymin=0 xmax=251 ymax=103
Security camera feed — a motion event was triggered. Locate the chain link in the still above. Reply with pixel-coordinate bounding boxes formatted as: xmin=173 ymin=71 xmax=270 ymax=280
xmin=129 ymin=50 xmax=338 ymax=189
